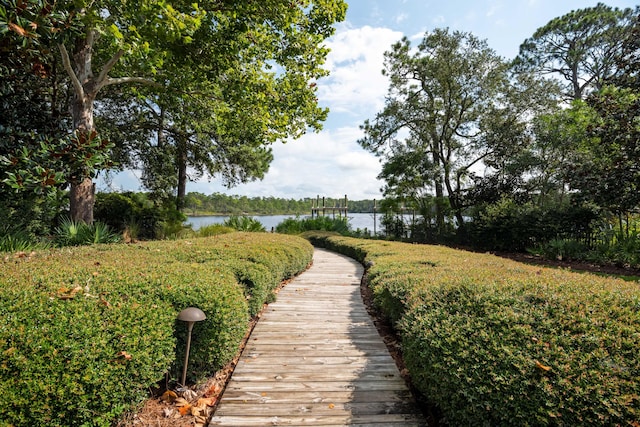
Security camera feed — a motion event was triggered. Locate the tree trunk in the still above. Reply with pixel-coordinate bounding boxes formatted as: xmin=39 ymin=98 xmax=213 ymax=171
xmin=67 ymin=33 xmax=99 ymax=223
xmin=70 ymin=177 xmax=95 ymax=223
xmin=176 ymin=138 xmax=188 ymax=212
xmin=432 ymin=149 xmax=446 ymax=234
xmin=69 ymin=87 xmax=97 ymax=222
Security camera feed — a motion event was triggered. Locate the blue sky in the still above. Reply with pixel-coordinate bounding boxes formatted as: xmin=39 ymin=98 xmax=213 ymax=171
xmin=100 ymin=0 xmax=638 ymax=201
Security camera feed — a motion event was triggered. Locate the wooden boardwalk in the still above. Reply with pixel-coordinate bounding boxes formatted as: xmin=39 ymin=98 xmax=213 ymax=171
xmin=209 ymin=248 xmax=426 ymax=426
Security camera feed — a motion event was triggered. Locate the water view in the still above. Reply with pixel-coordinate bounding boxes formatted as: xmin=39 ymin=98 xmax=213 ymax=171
xmin=187 ymin=212 xmax=384 ymax=232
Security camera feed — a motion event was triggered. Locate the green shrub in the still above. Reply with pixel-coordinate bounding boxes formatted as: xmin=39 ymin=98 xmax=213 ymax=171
xmin=0 ymin=226 xmax=46 ymax=252
xmin=94 ymin=192 xmax=137 ymax=232
xmin=538 ymin=238 xmax=588 ymax=261
xmin=307 ymin=234 xmax=640 ymax=426
xmin=197 ymin=223 xmax=235 ymax=237
xmin=94 ymin=192 xmax=187 ymax=240
xmin=54 ymin=217 xmax=121 ymax=246
xmin=469 ymin=199 xmax=599 ymax=252
xmin=0 ymin=232 xmax=313 ymax=426
xmin=276 ymin=216 xmax=350 ymax=234
xmin=0 ymin=265 xmax=176 ymax=426
xmin=223 ymin=215 xmax=266 ymax=232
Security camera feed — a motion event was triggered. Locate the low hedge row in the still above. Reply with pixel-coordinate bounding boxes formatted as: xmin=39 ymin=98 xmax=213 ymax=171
xmin=0 ymin=232 xmax=313 ymax=426
xmin=307 ymin=234 xmax=640 ymax=426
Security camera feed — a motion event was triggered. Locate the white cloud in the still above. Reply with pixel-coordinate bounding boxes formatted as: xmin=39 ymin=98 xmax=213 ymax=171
xmin=395 ymin=12 xmax=409 ymax=24
xmin=187 ymin=126 xmax=384 ymax=200
xmin=318 ymin=25 xmax=403 ymax=117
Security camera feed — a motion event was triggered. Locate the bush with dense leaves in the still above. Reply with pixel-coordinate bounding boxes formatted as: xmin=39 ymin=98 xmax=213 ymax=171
xmin=0 ymin=232 xmax=313 ymax=426
xmin=469 ymin=199 xmax=599 ymax=252
xmin=308 ymin=233 xmax=640 ymax=426
xmin=276 ymin=216 xmax=350 ymax=234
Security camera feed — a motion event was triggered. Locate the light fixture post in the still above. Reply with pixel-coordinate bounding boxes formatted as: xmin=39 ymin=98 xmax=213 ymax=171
xmin=177 ymin=307 xmax=206 ymax=386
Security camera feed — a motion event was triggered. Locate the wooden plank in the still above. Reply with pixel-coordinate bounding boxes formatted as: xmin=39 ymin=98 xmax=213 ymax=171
xmin=209 ymin=248 xmax=426 ymax=426
xmin=219 ymin=390 xmax=415 ymax=404
xmin=223 ymin=380 xmax=411 ymax=392
xmin=214 ymin=401 xmax=422 ymax=416
xmin=210 ymin=414 xmax=426 ymax=426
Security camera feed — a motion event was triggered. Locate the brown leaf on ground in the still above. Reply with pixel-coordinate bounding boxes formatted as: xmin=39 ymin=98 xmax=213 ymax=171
xmin=160 ymin=390 xmax=177 ymax=403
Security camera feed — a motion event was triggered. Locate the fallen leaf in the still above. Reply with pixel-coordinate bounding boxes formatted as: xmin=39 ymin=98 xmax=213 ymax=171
xmin=535 ymin=360 xmax=551 ymax=372
xmin=116 ymin=350 xmax=132 ymax=360
xmin=204 ymin=383 xmax=222 ymax=397
xmin=174 ymin=397 xmax=190 ymax=407
xmin=178 ymin=404 xmax=192 ymax=416
xmin=162 ymin=407 xmax=174 ymax=418
xmin=197 ymin=396 xmax=217 ymax=407
xmin=182 ymin=389 xmax=197 ymax=400
xmin=191 ymin=405 xmax=203 ymax=417
xmin=57 ymin=286 xmax=84 ymax=300
xmin=160 ymin=390 xmax=178 ymax=403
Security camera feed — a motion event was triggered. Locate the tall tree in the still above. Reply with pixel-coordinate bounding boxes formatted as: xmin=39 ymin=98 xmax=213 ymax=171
xmin=514 ymin=2 xmax=635 ymax=101
xmin=359 ymin=29 xmax=552 ymax=231
xmin=4 ymin=0 xmax=346 ymax=222
xmin=0 ymin=1 xmax=114 ymax=232
xmin=93 ymin=0 xmax=346 ymax=212
xmin=565 ymin=10 xmax=640 ymax=231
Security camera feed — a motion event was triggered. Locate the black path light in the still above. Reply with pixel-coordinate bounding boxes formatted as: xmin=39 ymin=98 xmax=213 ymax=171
xmin=177 ymin=307 xmax=207 ymax=386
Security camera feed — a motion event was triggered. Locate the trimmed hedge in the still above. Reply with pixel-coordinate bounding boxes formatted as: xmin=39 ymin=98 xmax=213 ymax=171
xmin=308 ymin=234 xmax=640 ymax=426
xmin=0 ymin=232 xmax=313 ymax=426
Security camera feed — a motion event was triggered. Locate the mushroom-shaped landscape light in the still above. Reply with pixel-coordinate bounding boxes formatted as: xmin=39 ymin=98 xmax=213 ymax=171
xmin=177 ymin=307 xmax=206 ymax=386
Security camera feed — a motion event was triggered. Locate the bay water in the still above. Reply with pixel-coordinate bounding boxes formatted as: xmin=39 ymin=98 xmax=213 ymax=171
xmin=187 ymin=212 xmax=384 ymax=233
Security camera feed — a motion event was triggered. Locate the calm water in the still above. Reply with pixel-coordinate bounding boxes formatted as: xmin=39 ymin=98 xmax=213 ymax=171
xmin=187 ymin=212 xmax=384 ymax=233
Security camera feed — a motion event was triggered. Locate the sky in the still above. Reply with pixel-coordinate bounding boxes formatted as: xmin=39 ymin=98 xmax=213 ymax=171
xmin=99 ymin=0 xmax=638 ymax=201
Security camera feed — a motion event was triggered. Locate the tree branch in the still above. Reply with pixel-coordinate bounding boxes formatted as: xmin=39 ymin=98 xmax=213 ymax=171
xmin=100 ymin=76 xmax=163 ymax=89
xmin=96 ymin=49 xmax=124 ymax=85
xmin=58 ymin=43 xmax=84 ymax=99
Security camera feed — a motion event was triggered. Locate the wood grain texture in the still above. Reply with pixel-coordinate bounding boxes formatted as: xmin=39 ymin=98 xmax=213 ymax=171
xmin=210 ymin=248 xmax=426 ymax=426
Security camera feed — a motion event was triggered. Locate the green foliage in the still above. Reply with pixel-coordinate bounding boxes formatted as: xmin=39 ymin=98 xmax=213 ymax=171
xmin=514 ymin=3 xmax=635 ymax=100
xmin=0 ymin=226 xmax=45 ymax=252
xmin=223 ymin=216 xmax=266 ymax=232
xmin=94 ymin=192 xmax=137 ymax=231
xmin=94 ymin=192 xmax=188 ymax=240
xmin=309 ymin=234 xmax=640 ymax=426
xmin=276 ymin=216 xmax=350 ymax=235
xmin=196 ymin=224 xmax=235 ymax=237
xmin=536 ymin=238 xmax=588 ymax=261
xmin=359 ymin=28 xmax=555 ymax=231
xmin=567 ymin=85 xmax=640 ymax=220
xmin=54 ymin=217 xmax=121 ymax=246
xmin=469 ymin=198 xmax=599 ymax=252
xmin=0 ymin=232 xmax=313 ymax=426
xmin=184 ymin=192 xmax=377 ymax=216
xmin=92 ymin=0 xmax=347 ymax=210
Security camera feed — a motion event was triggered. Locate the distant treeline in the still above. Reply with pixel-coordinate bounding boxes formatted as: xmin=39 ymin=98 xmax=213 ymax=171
xmin=184 ymin=192 xmax=377 ymax=215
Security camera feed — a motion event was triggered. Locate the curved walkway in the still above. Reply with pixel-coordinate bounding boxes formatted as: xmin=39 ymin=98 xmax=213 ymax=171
xmin=210 ymin=248 xmax=426 ymax=426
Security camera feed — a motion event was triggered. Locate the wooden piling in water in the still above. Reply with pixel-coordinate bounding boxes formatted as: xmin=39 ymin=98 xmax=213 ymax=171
xmin=311 ymin=195 xmax=348 ymax=219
